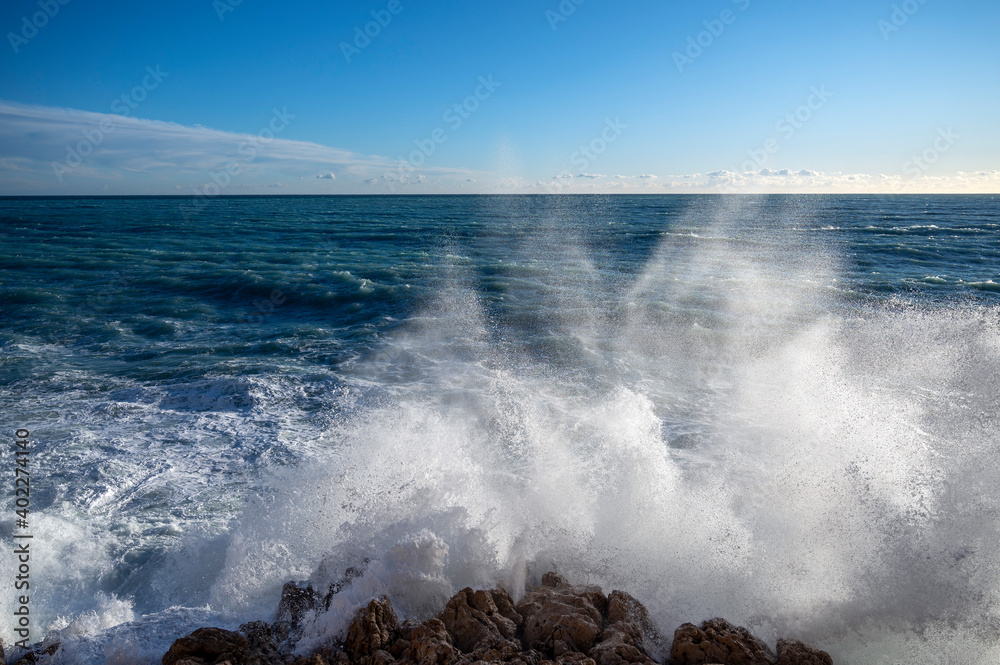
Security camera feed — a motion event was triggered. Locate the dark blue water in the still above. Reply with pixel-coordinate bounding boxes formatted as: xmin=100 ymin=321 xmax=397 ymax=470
xmin=1 ymin=195 xmax=999 ymax=664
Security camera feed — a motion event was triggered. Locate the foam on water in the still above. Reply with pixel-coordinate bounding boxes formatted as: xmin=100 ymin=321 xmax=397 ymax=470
xmin=3 ymin=197 xmax=999 ymax=664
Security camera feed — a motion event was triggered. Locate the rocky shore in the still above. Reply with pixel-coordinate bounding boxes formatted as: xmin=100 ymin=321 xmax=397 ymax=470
xmin=5 ymin=573 xmax=834 ymax=665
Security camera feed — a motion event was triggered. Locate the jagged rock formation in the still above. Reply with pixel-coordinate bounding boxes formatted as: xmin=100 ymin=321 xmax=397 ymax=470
xmin=346 ymin=598 xmax=399 ymax=659
xmin=775 ymin=639 xmax=833 ymax=665
xmin=160 ymin=574 xmax=833 ymax=665
xmin=670 ymin=618 xmax=774 ymax=664
xmin=162 ymin=627 xmax=250 ymax=665
xmin=517 ymin=572 xmax=605 ymax=657
xmin=589 ymin=590 xmax=659 ymax=665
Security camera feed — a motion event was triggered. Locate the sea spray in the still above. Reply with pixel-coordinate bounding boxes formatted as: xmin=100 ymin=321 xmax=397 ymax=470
xmin=205 ymin=198 xmax=1000 ymax=664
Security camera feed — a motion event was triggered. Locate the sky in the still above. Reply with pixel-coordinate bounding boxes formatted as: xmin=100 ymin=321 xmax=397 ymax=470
xmin=1 ymin=0 xmax=998 ymax=195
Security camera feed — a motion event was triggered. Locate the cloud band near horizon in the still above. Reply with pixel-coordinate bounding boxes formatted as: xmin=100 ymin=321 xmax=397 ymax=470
xmin=1 ymin=101 xmax=997 ymax=196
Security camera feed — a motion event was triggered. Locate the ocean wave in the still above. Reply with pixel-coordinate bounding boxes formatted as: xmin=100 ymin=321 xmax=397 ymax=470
xmin=3 ymin=196 xmax=1000 ymax=665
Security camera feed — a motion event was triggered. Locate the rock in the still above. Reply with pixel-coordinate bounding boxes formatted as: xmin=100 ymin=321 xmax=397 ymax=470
xmin=347 ymin=598 xmax=400 ymax=661
xmin=12 ymin=642 xmax=61 ymax=665
xmin=555 ymin=653 xmax=597 ymax=665
xmin=292 ymin=656 xmax=330 ymax=665
xmin=313 ymin=647 xmax=352 ymax=665
xmin=775 ymin=639 xmax=832 ymax=665
xmin=515 ymin=650 xmax=546 ymax=665
xmin=389 ymin=619 xmax=423 ymax=659
xmin=274 ymin=582 xmax=326 ymax=645
xmin=670 ymin=619 xmax=774 ymax=665
xmin=367 ymin=649 xmax=397 ymax=665
xmin=541 ymin=573 xmax=566 ymax=587
xmin=156 ymin=572 xmax=837 ymax=665
xmin=278 ymin=582 xmax=324 ymax=625
xmin=488 ymin=589 xmax=523 ymax=633
xmin=588 ymin=591 xmax=659 ymax=665
xmin=239 ymin=621 xmax=284 ymax=665
xmin=439 ymin=588 xmax=520 ymax=653
xmin=406 ymin=618 xmax=459 ymax=665
xmin=589 ymin=636 xmax=652 ymax=665
xmin=162 ymin=627 xmax=250 ymax=665
xmin=516 ymin=575 xmax=607 ymax=657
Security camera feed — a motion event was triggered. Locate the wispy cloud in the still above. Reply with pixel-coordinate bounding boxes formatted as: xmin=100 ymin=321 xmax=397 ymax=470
xmin=0 ymin=101 xmax=487 ymax=194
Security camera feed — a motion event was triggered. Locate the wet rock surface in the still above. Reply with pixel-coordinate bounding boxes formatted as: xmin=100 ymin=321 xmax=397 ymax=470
xmin=775 ymin=639 xmax=833 ymax=665
xmin=159 ymin=574 xmax=833 ymax=665
xmin=516 ymin=573 xmax=606 ymax=657
xmin=670 ymin=619 xmax=774 ymax=665
xmin=347 ymin=598 xmax=400 ymax=661
xmin=162 ymin=627 xmax=250 ymax=665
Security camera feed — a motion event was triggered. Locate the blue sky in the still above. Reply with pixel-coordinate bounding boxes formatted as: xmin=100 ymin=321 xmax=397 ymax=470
xmin=1 ymin=0 xmax=998 ymax=194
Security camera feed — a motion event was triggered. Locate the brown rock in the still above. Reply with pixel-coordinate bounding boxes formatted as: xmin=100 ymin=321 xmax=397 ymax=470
xmin=313 ymin=647 xmax=351 ymax=665
xmin=390 ymin=620 xmax=423 ymax=659
xmin=346 ymin=598 xmax=400 ymax=661
xmin=274 ymin=582 xmax=325 ymax=644
xmin=292 ymin=656 xmax=330 ymax=665
xmin=775 ymin=639 xmax=832 ymax=665
xmin=391 ymin=639 xmax=413 ymax=660
xmin=238 ymin=621 xmax=284 ymax=665
xmin=556 ymin=653 xmax=597 ymax=665
xmin=277 ymin=582 xmax=324 ymax=627
xmin=488 ymin=589 xmax=523 ymax=632
xmin=516 ymin=576 xmax=606 ymax=657
xmin=162 ymin=627 xmax=250 ymax=665
xmin=541 ymin=573 xmax=565 ymax=588
xmin=537 ymin=654 xmax=598 ymax=665
xmin=592 ymin=590 xmax=661 ymax=662
xmin=463 ymin=637 xmax=524 ymax=664
xmin=439 ymin=588 xmax=520 ymax=653
xmin=407 ymin=618 xmax=459 ymax=665
xmin=670 ymin=619 xmax=774 ymax=665
xmin=513 ymin=649 xmax=545 ymax=665
xmin=589 ymin=629 xmax=653 ymax=665
xmin=363 ymin=650 xmax=397 ymax=665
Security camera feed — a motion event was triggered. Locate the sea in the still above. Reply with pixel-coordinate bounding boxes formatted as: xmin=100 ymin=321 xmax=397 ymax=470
xmin=1 ymin=194 xmax=998 ymax=665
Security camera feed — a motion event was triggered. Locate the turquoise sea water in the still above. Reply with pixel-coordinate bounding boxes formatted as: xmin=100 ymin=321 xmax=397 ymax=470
xmin=1 ymin=195 xmax=999 ymax=664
